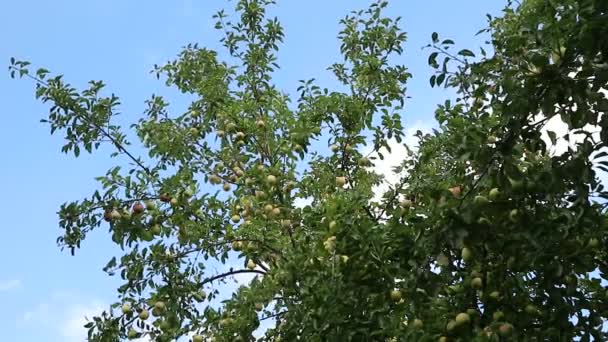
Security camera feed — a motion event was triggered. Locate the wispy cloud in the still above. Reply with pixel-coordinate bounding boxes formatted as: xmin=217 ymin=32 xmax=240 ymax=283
xmin=0 ymin=279 xmax=21 ymax=292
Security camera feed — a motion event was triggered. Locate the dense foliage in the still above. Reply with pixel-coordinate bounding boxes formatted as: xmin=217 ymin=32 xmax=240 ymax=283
xmin=10 ymin=0 xmax=608 ymax=340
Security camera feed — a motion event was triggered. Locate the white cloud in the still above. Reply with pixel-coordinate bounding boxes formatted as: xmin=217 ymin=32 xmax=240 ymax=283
xmin=363 ymin=121 xmax=434 ymax=201
xmin=60 ymin=301 xmax=106 ymax=342
xmin=0 ymin=278 xmax=21 ymax=292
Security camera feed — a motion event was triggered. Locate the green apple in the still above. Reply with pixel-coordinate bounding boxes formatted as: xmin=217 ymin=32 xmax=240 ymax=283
xmin=336 ymin=176 xmax=347 ymax=187
xmin=256 ymin=119 xmax=266 ymax=128
xmin=222 ymin=183 xmax=231 ymax=191
xmin=525 ymin=304 xmax=539 ymax=315
xmin=470 ymin=277 xmax=483 ymax=289
xmin=139 ymin=309 xmax=149 ymax=320
xmin=247 ymin=259 xmax=257 ymax=270
xmin=412 ymin=319 xmax=423 ymax=329
xmin=254 ymin=302 xmax=264 ymax=312
xmin=455 ymin=312 xmax=470 ymax=326
xmin=267 ymin=175 xmax=277 ymax=185
xmin=154 ymin=301 xmax=166 ymax=312
xmin=509 ymin=209 xmax=520 ymax=223
xmin=461 ymin=247 xmax=473 ymax=262
xmin=232 ymin=241 xmax=243 ymax=251
xmin=390 ymin=289 xmax=402 ymax=302
xmin=473 ymin=195 xmax=489 ymax=206
xmin=127 ymin=328 xmax=138 ymax=339
xmin=492 ymin=311 xmax=504 ymax=321
xmin=121 ymin=303 xmax=132 ymax=314
xmin=508 ymin=177 xmax=524 ymax=193
xmin=489 ymin=188 xmax=500 ymax=201
xmin=144 ymin=200 xmax=156 ymax=210
xmin=588 ymin=238 xmax=600 ymax=248
xmin=151 ymin=224 xmax=162 ymax=235
xmin=192 ymin=335 xmax=205 ymax=342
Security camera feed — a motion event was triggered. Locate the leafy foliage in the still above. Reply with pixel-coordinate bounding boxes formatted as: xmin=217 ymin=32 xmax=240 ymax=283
xmin=10 ymin=0 xmax=608 ymax=340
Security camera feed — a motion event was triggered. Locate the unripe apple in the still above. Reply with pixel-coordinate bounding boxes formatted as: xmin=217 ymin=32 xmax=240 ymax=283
xmin=588 ymin=238 xmax=600 ymax=248
xmin=280 ymin=220 xmax=291 ymax=228
xmin=509 ymin=209 xmax=520 ymax=223
xmin=132 ymin=202 xmax=145 ymax=215
xmin=235 ymin=132 xmax=246 ymax=140
xmin=109 ymin=209 xmax=121 ymax=221
xmin=438 ymin=337 xmax=448 ymax=342
xmin=271 ymin=207 xmax=281 ymax=216
xmin=139 ymin=309 xmax=149 ymax=320
xmin=254 ymin=302 xmax=264 ymax=312
xmin=492 ymin=311 xmax=504 ymax=321
xmin=210 ymin=174 xmax=222 ymax=185
xmin=358 ymin=157 xmax=370 ymax=167
xmin=127 ymin=328 xmax=138 ymax=339
xmin=455 ymin=312 xmax=470 ymax=326
xmin=498 ymin=323 xmax=514 ymax=337
xmin=323 ymin=236 xmax=336 ymax=253
xmin=222 ymin=183 xmax=231 ymax=191
xmin=226 ymin=122 xmax=237 ymax=131
xmin=294 ymin=144 xmax=304 ymax=153
xmin=489 ymin=291 xmax=501 ymax=301
xmin=345 ymin=144 xmax=353 ymax=152
xmin=400 ymin=199 xmax=413 ymax=208
xmin=412 ymin=319 xmax=423 ymax=329
xmin=508 ymin=177 xmax=524 ymax=193
xmin=144 ymin=200 xmax=156 ymax=210
xmin=473 ymin=195 xmax=489 ymax=207
xmin=154 ymin=301 xmax=166 ymax=312
xmin=461 ymin=247 xmax=473 ymax=262
xmin=330 ymin=144 xmax=339 ymax=153
xmin=336 ymin=176 xmax=347 ymax=187
xmin=192 ymin=335 xmax=205 ymax=342
xmin=446 ymin=320 xmax=457 ymax=331
xmin=470 ymin=277 xmax=483 ymax=289
xmin=264 ymin=204 xmax=274 ymax=214
xmin=247 ymin=259 xmax=256 ymax=270
xmin=340 ymin=255 xmax=349 ymax=263
xmin=390 ymin=289 xmax=402 ymax=302
xmin=466 ymin=308 xmax=478 ymax=317
xmin=217 ymin=130 xmax=225 ymax=138
xmin=245 ymin=177 xmax=254 ymax=186
xmin=256 ymin=119 xmax=266 ymax=128
xmin=232 ymin=241 xmax=243 ymax=251
xmin=170 ymin=197 xmax=179 ymax=206
xmin=487 ymin=135 xmax=497 ymax=143
xmin=489 ymin=188 xmax=500 ymax=201
xmin=525 ymin=304 xmax=539 ymax=315
xmin=329 ymin=220 xmax=337 ymax=231
xmin=448 ymin=186 xmax=461 ymax=198
xmin=121 ymin=303 xmax=132 ymax=314
xmin=150 ymin=224 xmax=162 ymax=235
xmin=159 ymin=319 xmax=171 ymax=330
xmin=255 ymin=190 xmax=266 ymax=199
xmin=267 ymin=175 xmax=277 ymax=185
xmin=231 ymin=215 xmax=241 ymax=223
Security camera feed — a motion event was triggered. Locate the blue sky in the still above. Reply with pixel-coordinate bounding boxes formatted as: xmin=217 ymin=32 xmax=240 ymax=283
xmin=0 ymin=1 xmax=506 ymax=340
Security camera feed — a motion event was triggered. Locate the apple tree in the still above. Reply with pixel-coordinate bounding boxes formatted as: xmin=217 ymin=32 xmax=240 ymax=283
xmin=10 ymin=0 xmax=608 ymax=340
